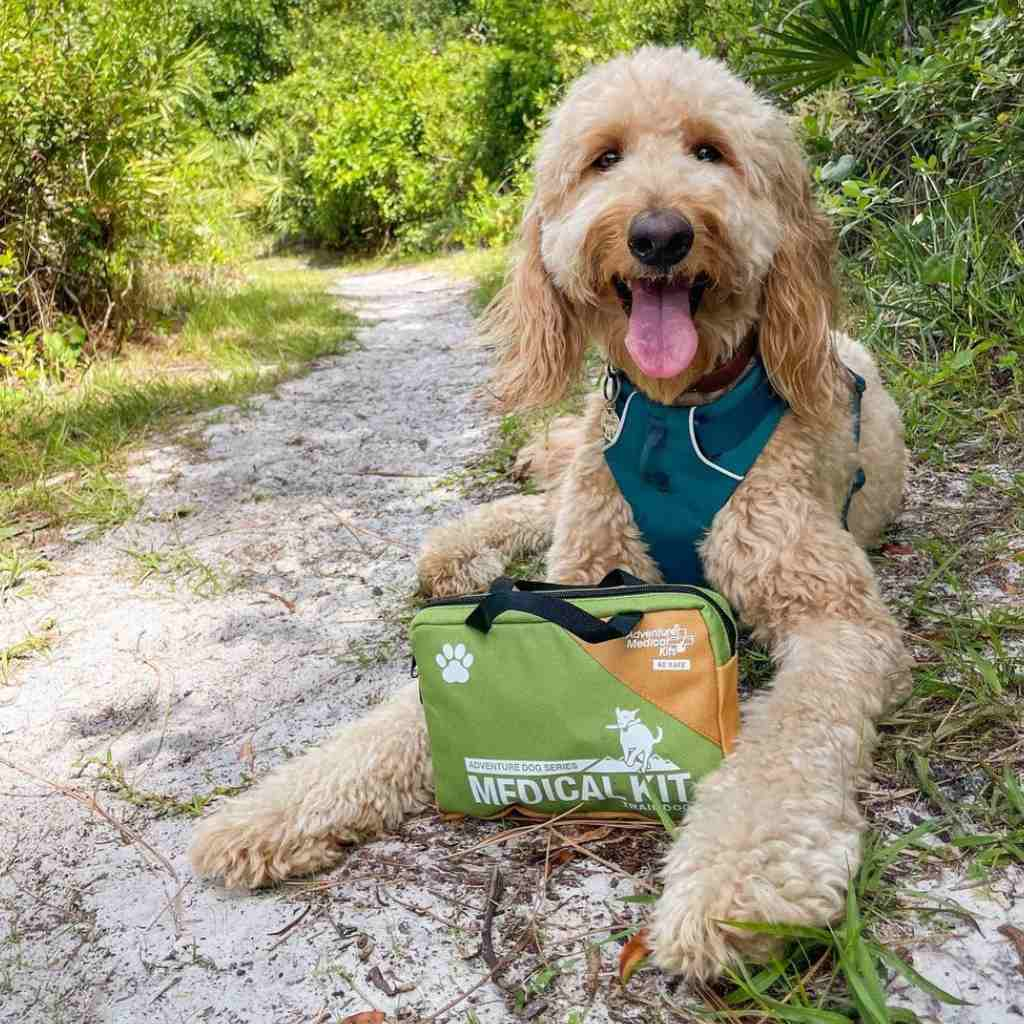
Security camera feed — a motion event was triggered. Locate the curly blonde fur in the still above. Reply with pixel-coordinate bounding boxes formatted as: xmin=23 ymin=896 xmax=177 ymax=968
xmin=190 ymin=47 xmax=910 ymax=984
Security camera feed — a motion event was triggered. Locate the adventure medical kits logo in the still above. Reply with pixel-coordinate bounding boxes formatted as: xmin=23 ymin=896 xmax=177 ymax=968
xmin=625 ymin=623 xmax=696 ymax=672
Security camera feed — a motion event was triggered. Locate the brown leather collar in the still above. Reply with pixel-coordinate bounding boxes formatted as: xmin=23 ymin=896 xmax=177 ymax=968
xmin=684 ymin=332 xmax=757 ymax=395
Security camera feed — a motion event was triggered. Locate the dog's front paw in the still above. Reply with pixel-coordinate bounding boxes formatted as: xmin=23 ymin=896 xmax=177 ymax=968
xmin=649 ymin=860 xmax=789 ymax=980
xmin=416 ymin=539 xmax=504 ymax=598
xmin=190 ymin=806 xmax=358 ymax=890
xmin=649 ymin=796 xmax=859 ymax=980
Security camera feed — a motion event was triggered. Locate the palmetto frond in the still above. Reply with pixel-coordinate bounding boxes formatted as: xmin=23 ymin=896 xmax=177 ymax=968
xmin=754 ymin=0 xmax=894 ymax=99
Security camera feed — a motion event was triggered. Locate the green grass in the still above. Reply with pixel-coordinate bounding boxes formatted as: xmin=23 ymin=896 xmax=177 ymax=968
xmin=0 ymin=617 xmax=55 ymax=683
xmin=0 ymin=256 xmax=357 ymax=533
xmin=440 ymin=411 xmax=535 ymax=496
xmin=846 ymin=194 xmax=1024 ymax=467
xmin=124 ymin=543 xmax=237 ymax=598
xmin=0 ymin=545 xmax=49 ymax=599
xmin=84 ymin=751 xmax=252 ymax=818
xmin=623 ymin=826 xmax=972 ymax=1020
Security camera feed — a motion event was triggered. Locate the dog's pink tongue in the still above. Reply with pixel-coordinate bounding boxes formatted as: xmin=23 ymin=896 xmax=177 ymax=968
xmin=625 ymin=280 xmax=698 ymax=379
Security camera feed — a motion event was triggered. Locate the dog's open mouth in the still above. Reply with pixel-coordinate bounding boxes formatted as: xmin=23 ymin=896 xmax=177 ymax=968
xmin=613 ymin=274 xmax=709 ymax=379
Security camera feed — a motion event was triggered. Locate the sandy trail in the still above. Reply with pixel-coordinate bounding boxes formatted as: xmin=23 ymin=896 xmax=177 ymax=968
xmin=1 ymin=265 xmax=1020 ymax=1023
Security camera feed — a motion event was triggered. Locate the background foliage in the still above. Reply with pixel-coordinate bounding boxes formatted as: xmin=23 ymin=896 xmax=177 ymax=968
xmin=0 ymin=0 xmax=1021 ymax=411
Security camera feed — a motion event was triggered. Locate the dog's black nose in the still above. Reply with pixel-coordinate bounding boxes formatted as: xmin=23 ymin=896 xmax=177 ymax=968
xmin=628 ymin=210 xmax=694 ymax=270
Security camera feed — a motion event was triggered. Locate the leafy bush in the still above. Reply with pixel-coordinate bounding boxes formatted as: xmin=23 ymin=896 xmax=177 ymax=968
xmin=0 ymin=0 xmax=207 ymax=346
xmin=182 ymin=0 xmax=308 ymax=131
xmin=246 ymin=27 xmax=486 ymax=248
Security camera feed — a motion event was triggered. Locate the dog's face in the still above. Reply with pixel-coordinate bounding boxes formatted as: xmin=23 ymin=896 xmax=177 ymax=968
xmin=537 ymin=52 xmax=787 ymax=392
xmin=614 ymin=708 xmax=640 ymax=730
xmin=486 ymin=47 xmax=839 ymax=417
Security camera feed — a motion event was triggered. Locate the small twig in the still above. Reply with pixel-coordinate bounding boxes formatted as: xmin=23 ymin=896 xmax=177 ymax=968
xmin=479 ymin=866 xmax=504 ymax=970
xmin=382 ymin=888 xmax=459 ymax=929
xmin=148 ymin=976 xmax=182 ymax=1004
xmin=444 ymin=804 xmax=589 ymax=861
xmin=337 ymin=520 xmax=368 ymax=553
xmin=267 ymin=903 xmax=312 ymax=937
xmin=353 ymin=469 xmax=434 ymax=479
xmin=146 ymin=879 xmax=192 ymax=932
xmin=317 ymin=501 xmax=416 ymax=554
xmin=260 ymin=591 xmax=296 ymax=613
xmin=424 ymin=886 xmax=484 ymax=911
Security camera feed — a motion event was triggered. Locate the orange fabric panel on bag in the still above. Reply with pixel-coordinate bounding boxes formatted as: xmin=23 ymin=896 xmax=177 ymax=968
xmin=716 ymin=655 xmax=739 ymax=753
xmin=571 ymin=609 xmax=725 ymax=747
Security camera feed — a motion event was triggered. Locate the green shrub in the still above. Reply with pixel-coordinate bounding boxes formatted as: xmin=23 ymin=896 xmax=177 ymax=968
xmin=248 ymin=27 xmax=491 ymax=248
xmin=797 ymin=8 xmax=1024 ymax=455
xmin=182 ymin=0 xmax=308 ymax=132
xmin=0 ymin=0 xmax=208 ymax=345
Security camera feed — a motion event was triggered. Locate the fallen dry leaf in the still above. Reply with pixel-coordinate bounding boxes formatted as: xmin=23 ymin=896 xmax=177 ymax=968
xmin=339 ymin=1012 xmax=385 ymax=1024
xmin=238 ymin=736 xmax=255 ymax=771
xmin=881 ymin=543 xmax=915 ymax=557
xmin=997 ymin=923 xmax=1024 ymax=976
xmin=618 ymin=928 xmax=651 ymax=985
xmin=569 ymin=826 xmax=615 ymax=845
xmin=356 ymin=933 xmax=375 ymax=962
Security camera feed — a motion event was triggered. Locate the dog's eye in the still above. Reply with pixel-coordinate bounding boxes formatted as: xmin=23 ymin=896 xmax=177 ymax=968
xmin=592 ymin=149 xmax=622 ymax=172
xmin=694 ymin=143 xmax=723 ymax=163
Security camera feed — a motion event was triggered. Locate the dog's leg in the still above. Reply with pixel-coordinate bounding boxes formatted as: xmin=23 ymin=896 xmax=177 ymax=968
xmin=190 ymin=682 xmax=431 ymax=889
xmin=513 ymin=414 xmax=584 ymax=490
xmin=417 ymin=493 xmax=553 ymax=598
xmin=649 ymin=419 xmax=911 ymax=981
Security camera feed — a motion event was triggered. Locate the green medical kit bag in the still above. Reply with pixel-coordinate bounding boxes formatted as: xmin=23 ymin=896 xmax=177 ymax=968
xmin=411 ymin=571 xmax=739 ymax=822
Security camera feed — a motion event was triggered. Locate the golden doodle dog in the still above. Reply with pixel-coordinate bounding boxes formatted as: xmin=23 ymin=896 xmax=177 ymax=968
xmin=191 ymin=47 xmax=911 ymax=980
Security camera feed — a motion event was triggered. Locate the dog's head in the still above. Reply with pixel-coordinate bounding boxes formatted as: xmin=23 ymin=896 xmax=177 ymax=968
xmin=484 ymin=47 xmax=839 ymax=417
xmin=608 ymin=708 xmax=641 ymax=731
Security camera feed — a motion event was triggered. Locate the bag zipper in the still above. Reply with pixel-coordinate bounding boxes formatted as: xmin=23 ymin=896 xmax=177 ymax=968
xmin=422 ymin=584 xmax=737 ymax=655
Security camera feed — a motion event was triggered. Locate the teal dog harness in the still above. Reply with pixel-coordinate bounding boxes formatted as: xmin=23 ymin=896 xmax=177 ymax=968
xmin=603 ymin=357 xmax=866 ymax=587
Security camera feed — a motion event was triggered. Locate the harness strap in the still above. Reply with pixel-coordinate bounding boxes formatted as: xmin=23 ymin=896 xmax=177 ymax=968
xmin=840 ymin=371 xmax=867 ymax=530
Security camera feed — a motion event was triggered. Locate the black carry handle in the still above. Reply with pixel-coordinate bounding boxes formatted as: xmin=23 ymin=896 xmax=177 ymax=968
xmin=466 ymin=590 xmax=642 ymax=644
xmin=596 ymin=568 xmax=647 ymax=587
xmin=488 ymin=568 xmax=649 ymax=593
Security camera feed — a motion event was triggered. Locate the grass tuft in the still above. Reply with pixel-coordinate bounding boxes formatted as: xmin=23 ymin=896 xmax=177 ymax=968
xmin=124 ymin=544 xmax=236 ymax=598
xmin=85 ymin=751 xmax=252 ymax=818
xmin=0 ymin=618 xmax=56 ymax=683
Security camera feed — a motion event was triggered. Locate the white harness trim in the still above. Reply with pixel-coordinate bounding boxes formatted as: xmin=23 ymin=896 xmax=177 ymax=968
xmin=687 ymin=407 xmax=745 ymax=482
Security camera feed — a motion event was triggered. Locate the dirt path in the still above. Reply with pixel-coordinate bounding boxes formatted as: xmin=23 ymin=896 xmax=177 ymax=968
xmin=1 ymin=266 xmax=1020 ymax=1023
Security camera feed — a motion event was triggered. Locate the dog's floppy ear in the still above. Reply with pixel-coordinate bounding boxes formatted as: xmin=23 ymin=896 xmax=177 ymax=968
xmin=481 ymin=201 xmax=586 ymax=412
xmin=758 ymin=142 xmax=840 ymax=422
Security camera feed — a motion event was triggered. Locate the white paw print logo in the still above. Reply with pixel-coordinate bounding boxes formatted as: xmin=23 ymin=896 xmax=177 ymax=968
xmin=436 ymin=642 xmax=474 ymax=684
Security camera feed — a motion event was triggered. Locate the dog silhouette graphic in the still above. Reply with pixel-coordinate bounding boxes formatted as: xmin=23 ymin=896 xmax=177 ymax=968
xmin=606 ymin=707 xmax=664 ymax=774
